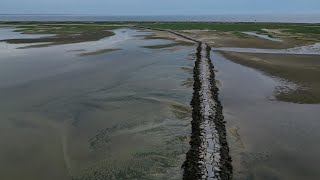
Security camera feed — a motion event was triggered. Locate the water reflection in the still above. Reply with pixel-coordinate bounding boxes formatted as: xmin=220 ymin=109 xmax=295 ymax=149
xmin=213 ymin=52 xmax=320 ymax=180
xmin=0 ymin=27 xmax=54 ymax=40
xmin=242 ymin=32 xmax=283 ymax=42
xmin=213 ymin=42 xmax=320 ymax=55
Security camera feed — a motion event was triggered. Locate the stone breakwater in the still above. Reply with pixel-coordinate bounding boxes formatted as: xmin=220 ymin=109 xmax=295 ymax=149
xmin=133 ymin=26 xmax=200 ymax=43
xmin=134 ymin=26 xmax=232 ymax=179
xmin=183 ymin=42 xmax=232 ymax=180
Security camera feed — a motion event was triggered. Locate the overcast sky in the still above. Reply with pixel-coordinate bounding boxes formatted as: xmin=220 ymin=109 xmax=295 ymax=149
xmin=1 ymin=0 xmax=320 ymax=15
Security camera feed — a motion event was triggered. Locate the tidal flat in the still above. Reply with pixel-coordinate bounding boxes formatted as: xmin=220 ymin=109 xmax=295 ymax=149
xmin=1 ymin=22 xmax=320 ymax=180
xmin=0 ymin=25 xmax=195 ymax=180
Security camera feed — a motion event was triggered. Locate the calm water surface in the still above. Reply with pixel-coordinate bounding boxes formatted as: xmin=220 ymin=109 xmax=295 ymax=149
xmin=212 ymin=43 xmax=320 ymax=55
xmin=213 ymin=52 xmax=320 ymax=180
xmin=2 ymin=25 xmax=320 ymax=180
xmin=0 ymin=28 xmax=195 ymax=180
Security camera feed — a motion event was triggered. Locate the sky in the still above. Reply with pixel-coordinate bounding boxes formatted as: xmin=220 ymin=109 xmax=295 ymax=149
xmin=1 ymin=0 xmax=320 ymax=15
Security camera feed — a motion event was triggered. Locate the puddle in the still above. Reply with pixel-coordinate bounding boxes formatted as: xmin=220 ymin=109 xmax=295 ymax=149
xmin=242 ymin=32 xmax=283 ymax=42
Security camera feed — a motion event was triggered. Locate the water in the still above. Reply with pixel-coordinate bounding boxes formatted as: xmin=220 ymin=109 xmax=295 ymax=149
xmin=2 ymin=24 xmax=320 ymax=180
xmin=242 ymin=32 xmax=283 ymax=42
xmin=212 ymin=42 xmax=320 ymax=55
xmin=212 ymin=52 xmax=320 ymax=180
xmin=1 ymin=14 xmax=320 ymax=23
xmin=0 ymin=27 xmax=195 ymax=180
xmin=0 ymin=27 xmax=54 ymax=40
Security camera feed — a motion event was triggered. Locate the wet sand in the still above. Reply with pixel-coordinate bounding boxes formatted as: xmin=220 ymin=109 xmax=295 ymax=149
xmin=171 ymin=23 xmax=320 ymax=179
xmin=133 ymin=23 xmax=320 ymax=179
xmin=1 ymin=22 xmax=320 ymax=180
xmin=0 ymin=27 xmax=195 ymax=180
xmin=79 ymin=48 xmax=121 ymax=56
xmin=180 ymin=30 xmax=318 ymax=49
xmin=0 ymin=24 xmax=119 ymax=48
xmin=213 ymin=52 xmax=320 ymax=180
xmin=141 ymin=42 xmax=192 ymax=49
xmin=219 ymin=51 xmax=320 ymax=104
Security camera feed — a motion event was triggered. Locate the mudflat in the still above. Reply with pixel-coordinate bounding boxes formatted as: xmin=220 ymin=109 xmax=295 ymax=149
xmin=219 ymin=51 xmax=320 ymax=104
xmin=137 ymin=22 xmax=320 ymax=179
xmin=0 ymin=26 xmax=194 ymax=180
xmin=1 ymin=21 xmax=320 ymax=180
xmin=0 ymin=24 xmax=119 ymax=48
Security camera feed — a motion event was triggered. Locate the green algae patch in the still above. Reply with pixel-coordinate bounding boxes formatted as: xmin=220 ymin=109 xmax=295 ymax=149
xmin=0 ymin=24 xmax=124 ymax=47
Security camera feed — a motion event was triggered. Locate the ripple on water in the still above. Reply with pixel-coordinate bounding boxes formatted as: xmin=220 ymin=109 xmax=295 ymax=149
xmin=0 ymin=28 xmax=194 ymax=180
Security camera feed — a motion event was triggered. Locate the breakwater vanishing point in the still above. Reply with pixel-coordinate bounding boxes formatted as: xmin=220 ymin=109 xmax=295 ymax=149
xmin=135 ymin=26 xmax=232 ymax=179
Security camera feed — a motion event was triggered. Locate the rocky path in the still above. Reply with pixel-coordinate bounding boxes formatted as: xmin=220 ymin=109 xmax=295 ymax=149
xmin=183 ymin=42 xmax=232 ymax=180
xmin=135 ymin=26 xmax=232 ymax=180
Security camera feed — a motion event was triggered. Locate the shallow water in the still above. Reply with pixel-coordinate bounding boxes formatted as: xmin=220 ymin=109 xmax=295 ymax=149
xmin=242 ymin=32 xmax=283 ymax=42
xmin=0 ymin=27 xmax=54 ymax=40
xmin=212 ymin=52 xmax=320 ymax=180
xmin=212 ymin=43 xmax=320 ymax=55
xmin=0 ymin=27 xmax=194 ymax=180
